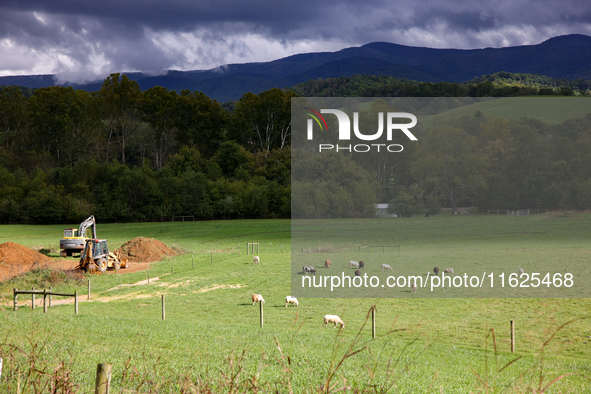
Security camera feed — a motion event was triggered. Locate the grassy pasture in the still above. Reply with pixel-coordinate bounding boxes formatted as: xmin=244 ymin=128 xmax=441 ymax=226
xmin=1 ymin=216 xmax=590 ymax=393
xmin=420 ymin=96 xmax=591 ymax=128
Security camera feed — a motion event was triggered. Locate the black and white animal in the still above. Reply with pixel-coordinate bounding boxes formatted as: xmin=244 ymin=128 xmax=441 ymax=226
xmin=358 ymin=261 xmax=365 ymax=269
xmin=443 ymin=268 xmax=454 ymax=274
xmin=411 ymin=282 xmax=417 ymax=293
xmin=434 ymin=267 xmax=439 ymax=276
xmin=518 ymin=268 xmax=524 ymax=275
xmin=303 ymin=266 xmax=316 ymax=275
xmin=253 ymin=256 xmax=260 ymax=264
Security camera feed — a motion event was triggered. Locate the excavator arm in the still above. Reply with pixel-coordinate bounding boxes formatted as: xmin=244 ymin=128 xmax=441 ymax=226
xmin=78 ymin=215 xmax=97 ymax=239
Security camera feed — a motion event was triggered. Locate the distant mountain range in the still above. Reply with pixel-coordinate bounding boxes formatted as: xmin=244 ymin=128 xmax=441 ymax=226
xmin=2 ymin=34 xmax=591 ymax=102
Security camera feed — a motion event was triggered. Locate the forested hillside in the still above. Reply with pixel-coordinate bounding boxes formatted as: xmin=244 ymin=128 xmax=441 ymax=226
xmin=290 ymin=98 xmax=591 ymax=218
xmin=1 ymin=73 xmax=590 ymax=224
xmin=0 ymin=74 xmax=293 ymax=223
xmin=288 ymin=73 xmax=591 ymax=97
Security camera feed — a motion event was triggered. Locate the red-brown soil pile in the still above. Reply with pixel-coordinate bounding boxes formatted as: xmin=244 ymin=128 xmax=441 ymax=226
xmin=116 ymin=237 xmax=178 ymax=262
xmin=0 ymin=242 xmax=53 ymax=281
xmin=0 ymin=242 xmax=52 ymax=265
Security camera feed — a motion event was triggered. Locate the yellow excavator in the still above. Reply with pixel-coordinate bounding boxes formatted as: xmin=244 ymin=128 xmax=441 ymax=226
xmin=77 ymin=238 xmax=130 ymax=273
xmin=59 ymin=215 xmax=97 ymax=257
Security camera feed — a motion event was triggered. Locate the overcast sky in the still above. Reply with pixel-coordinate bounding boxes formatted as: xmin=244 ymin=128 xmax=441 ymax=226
xmin=1 ymin=0 xmax=590 ymax=83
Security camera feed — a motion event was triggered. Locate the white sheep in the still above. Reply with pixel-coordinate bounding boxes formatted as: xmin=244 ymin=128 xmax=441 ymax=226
xmin=381 ymin=264 xmax=393 ymax=272
xmin=518 ymin=268 xmax=524 ymax=275
xmin=251 ymin=294 xmax=265 ymax=305
xmin=323 ymin=314 xmax=345 ymax=328
xmin=285 ymin=296 xmax=299 ymax=307
xmin=349 ymin=261 xmax=359 ymax=269
xmin=443 ymin=268 xmax=454 ymax=274
xmin=411 ymin=282 xmax=417 ymax=293
xmin=253 ymin=256 xmax=260 ymax=264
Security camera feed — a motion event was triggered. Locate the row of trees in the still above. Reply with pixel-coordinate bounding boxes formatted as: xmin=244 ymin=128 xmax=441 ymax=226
xmin=0 ymin=145 xmax=290 ymax=224
xmin=0 ymin=74 xmax=294 ymax=171
xmin=0 ymin=73 xmax=296 ymax=223
xmin=289 ymin=74 xmax=590 ymax=98
xmin=2 ymin=73 xmax=591 ymax=222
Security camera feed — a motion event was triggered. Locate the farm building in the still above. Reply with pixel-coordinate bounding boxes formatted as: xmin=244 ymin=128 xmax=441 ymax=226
xmin=374 ymin=203 xmax=397 ymax=218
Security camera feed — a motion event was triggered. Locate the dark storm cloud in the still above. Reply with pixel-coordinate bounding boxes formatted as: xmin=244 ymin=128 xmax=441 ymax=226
xmin=1 ymin=0 xmax=590 ymax=80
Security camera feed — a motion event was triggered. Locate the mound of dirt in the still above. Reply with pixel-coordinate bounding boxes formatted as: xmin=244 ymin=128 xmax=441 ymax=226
xmin=0 ymin=242 xmax=54 ymax=281
xmin=116 ymin=237 xmax=178 ymax=263
xmin=0 ymin=242 xmax=52 ymax=265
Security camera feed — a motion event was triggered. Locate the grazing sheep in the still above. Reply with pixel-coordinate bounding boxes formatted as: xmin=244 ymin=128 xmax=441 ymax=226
xmin=253 ymin=256 xmax=260 ymax=264
xmin=349 ymin=261 xmax=360 ymax=269
xmin=285 ymin=296 xmax=299 ymax=307
xmin=434 ymin=267 xmax=439 ymax=276
xmin=323 ymin=314 xmax=345 ymax=328
xmin=518 ymin=268 xmax=524 ymax=275
xmin=251 ymin=294 xmax=265 ymax=305
xmin=325 ymin=259 xmax=331 ymax=268
xmin=303 ymin=266 xmax=316 ymax=275
xmin=354 ymin=270 xmax=361 ymax=277
xmin=359 ymin=261 xmax=365 ymax=269
xmin=411 ymin=282 xmax=417 ymax=293
xmin=443 ymin=268 xmax=454 ymax=274
xmin=381 ymin=264 xmax=393 ymax=272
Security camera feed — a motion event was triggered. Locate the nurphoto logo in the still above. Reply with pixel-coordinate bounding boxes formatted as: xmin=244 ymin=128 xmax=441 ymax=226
xmin=304 ymin=108 xmax=418 ymax=153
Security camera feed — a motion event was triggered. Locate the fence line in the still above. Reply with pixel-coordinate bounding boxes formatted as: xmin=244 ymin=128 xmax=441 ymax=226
xmin=360 ymin=245 xmax=401 ymax=253
xmin=487 ymin=209 xmax=548 ymax=215
xmin=13 ymin=288 xmax=78 ymax=314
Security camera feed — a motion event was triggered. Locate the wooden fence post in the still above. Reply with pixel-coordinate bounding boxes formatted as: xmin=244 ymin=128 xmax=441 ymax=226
xmin=75 ymin=291 xmax=78 ymax=315
xmin=43 ymin=290 xmax=47 ymax=313
xmin=260 ymin=301 xmax=264 ymax=328
xmin=31 ymin=287 xmax=35 ymax=310
xmin=13 ymin=288 xmax=17 ymax=312
xmin=371 ymin=305 xmax=376 ymax=339
xmin=510 ymin=320 xmax=515 ymax=353
xmin=95 ymin=363 xmax=112 ymax=394
xmin=87 ymin=280 xmax=90 ymax=300
xmin=162 ymin=295 xmax=165 ymax=320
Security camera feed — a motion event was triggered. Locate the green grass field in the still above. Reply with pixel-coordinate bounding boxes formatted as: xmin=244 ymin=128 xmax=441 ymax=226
xmin=420 ymin=96 xmax=591 ymax=128
xmin=1 ymin=216 xmax=591 ymax=393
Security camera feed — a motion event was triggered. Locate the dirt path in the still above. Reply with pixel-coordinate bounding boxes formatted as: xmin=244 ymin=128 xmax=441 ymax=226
xmin=18 ymin=280 xmax=246 ymax=306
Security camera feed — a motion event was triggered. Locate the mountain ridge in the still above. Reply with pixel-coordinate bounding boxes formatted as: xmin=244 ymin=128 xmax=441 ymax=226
xmin=1 ymin=34 xmax=590 ymax=101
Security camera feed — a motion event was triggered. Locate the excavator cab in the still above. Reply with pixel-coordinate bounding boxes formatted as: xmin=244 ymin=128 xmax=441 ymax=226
xmin=60 ymin=215 xmax=97 ymax=257
xmin=63 ymin=229 xmax=78 ymax=238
